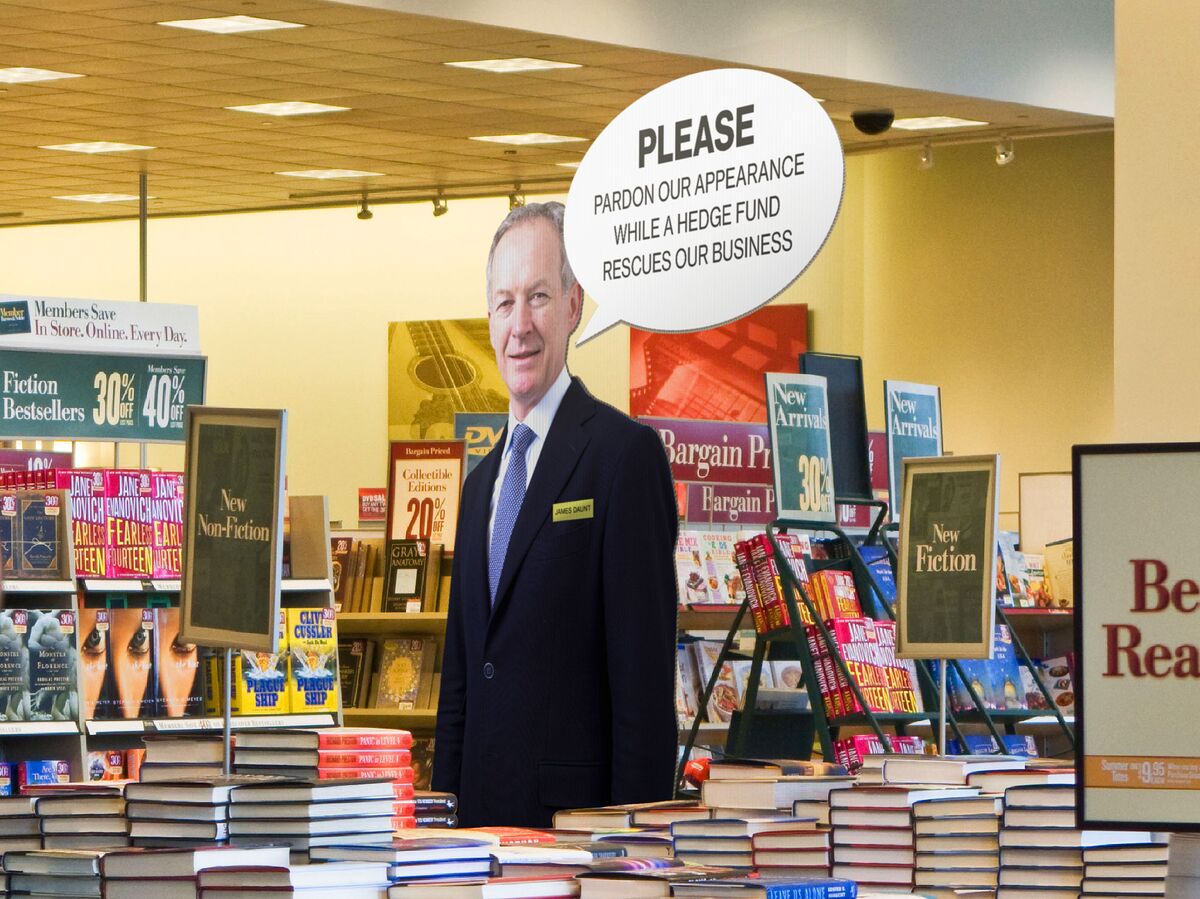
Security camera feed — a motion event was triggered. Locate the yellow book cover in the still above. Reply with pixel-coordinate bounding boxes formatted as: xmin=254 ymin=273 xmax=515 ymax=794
xmin=286 ymin=607 xmax=338 ymax=713
xmin=234 ymin=610 xmax=289 ymax=715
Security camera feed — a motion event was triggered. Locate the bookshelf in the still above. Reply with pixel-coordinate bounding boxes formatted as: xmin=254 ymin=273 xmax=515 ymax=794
xmin=337 ymin=612 xmax=447 ymax=636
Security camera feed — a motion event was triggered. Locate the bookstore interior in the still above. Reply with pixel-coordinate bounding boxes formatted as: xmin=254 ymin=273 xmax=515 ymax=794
xmin=0 ymin=2 xmax=1196 ymax=898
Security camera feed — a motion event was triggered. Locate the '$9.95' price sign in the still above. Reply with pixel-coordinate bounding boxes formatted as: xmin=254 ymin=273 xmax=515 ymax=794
xmin=0 ymin=348 xmax=206 ymax=442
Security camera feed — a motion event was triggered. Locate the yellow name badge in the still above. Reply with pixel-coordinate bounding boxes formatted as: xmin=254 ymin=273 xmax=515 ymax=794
xmin=553 ymin=499 xmax=594 ymax=522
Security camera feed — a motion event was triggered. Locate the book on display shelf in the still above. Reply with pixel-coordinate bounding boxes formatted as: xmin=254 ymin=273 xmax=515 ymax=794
xmin=381 ymin=538 xmax=431 ymax=613
xmin=370 ymin=637 xmax=435 ymax=710
xmin=339 ymin=639 xmax=377 ymax=710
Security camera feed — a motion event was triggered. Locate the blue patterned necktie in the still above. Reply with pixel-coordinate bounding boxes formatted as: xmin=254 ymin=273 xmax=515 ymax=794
xmin=489 ymin=423 xmax=536 ymax=606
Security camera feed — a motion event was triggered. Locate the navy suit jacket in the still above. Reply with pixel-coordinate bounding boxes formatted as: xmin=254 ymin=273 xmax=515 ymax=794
xmin=432 ymin=376 xmax=679 ymax=827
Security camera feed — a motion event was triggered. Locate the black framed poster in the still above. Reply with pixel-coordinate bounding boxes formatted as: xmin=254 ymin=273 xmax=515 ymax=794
xmin=180 ymin=407 xmax=286 ymax=652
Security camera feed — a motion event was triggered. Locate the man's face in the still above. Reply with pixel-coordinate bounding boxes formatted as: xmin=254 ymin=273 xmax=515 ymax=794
xmin=488 ymin=218 xmax=582 ymax=416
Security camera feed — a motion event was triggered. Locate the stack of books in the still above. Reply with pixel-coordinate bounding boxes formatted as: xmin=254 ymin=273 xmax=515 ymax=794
xmin=830 ymin=753 xmax=1025 ymax=891
xmin=911 ymin=790 xmax=1004 ymax=893
xmin=576 ymin=864 xmax=739 ymax=898
xmin=34 ymin=783 xmax=129 ymax=850
xmin=232 ymin=728 xmax=417 ymax=826
xmin=671 ymin=816 xmax=816 ymax=869
xmin=700 ymin=758 xmax=853 ymax=823
xmin=998 ymin=781 xmax=1159 ymax=898
xmin=227 ymin=778 xmax=401 ymax=855
xmin=379 ymin=873 xmax=580 ymax=898
xmin=750 ymin=827 xmax=832 ymax=878
xmin=412 ymin=790 xmax=459 ymax=829
xmin=1 ymin=843 xmax=289 ymax=899
xmin=311 ymin=835 xmax=495 ymax=884
xmin=196 ymin=860 xmax=393 ymax=899
xmin=125 ymin=776 xmax=277 ymax=847
xmin=1082 ymin=841 xmax=1169 ymax=897
xmin=0 ymin=793 xmax=41 ymax=854
xmin=141 ymin=735 xmax=226 ymax=782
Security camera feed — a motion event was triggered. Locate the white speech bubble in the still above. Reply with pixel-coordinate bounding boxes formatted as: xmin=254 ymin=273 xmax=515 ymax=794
xmin=567 ymin=68 xmax=843 ymax=345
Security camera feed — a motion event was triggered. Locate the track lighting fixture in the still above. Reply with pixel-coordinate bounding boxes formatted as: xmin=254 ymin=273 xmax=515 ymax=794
xmin=432 ymin=196 xmax=448 ymax=217
xmin=918 ymin=142 xmax=934 ymax=171
xmin=995 ymin=135 xmax=1015 ymax=166
xmin=508 ymin=192 xmax=525 ymax=210
xmin=356 ymin=196 xmax=372 ymax=220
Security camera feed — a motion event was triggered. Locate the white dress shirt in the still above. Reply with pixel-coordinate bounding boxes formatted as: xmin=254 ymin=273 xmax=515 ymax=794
xmin=488 ymin=366 xmax=573 ymax=545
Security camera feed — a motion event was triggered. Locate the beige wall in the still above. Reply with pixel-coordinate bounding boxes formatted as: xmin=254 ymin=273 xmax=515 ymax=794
xmin=854 ymin=134 xmax=1114 ymax=516
xmin=1113 ymin=1 xmax=1200 ymax=442
xmin=0 ymin=133 xmax=1110 ymax=524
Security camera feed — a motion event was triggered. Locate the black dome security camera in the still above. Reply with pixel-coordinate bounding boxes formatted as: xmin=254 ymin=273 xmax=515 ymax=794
xmin=851 ymin=109 xmax=894 ymax=135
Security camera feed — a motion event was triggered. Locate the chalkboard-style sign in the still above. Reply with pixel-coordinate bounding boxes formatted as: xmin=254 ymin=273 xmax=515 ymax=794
xmin=180 ymin=407 xmax=286 ymax=653
xmin=897 ymin=454 xmax=999 ymax=661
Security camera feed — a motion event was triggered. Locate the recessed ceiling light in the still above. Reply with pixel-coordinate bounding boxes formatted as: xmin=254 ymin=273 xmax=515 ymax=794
xmin=446 ymin=58 xmax=581 ymax=73
xmin=0 ymin=67 xmax=83 ymax=84
xmin=471 ymin=133 xmax=587 ymax=146
xmin=53 ymin=194 xmax=154 ymax=203
xmin=276 ymin=169 xmax=384 ymax=179
xmin=158 ymin=15 xmax=304 ymax=34
xmin=891 ymin=116 xmax=989 ymax=131
xmin=556 ymin=162 xmax=580 ymax=169
xmin=40 ymin=141 xmax=155 ymax=154
xmin=227 ymin=101 xmax=349 ymax=116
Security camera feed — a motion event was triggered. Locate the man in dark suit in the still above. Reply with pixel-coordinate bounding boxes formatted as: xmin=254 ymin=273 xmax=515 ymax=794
xmin=432 ymin=201 xmax=679 ymax=827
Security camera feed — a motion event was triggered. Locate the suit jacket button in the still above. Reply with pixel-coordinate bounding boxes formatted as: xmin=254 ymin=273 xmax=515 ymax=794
xmin=483 ymin=662 xmax=495 ymax=679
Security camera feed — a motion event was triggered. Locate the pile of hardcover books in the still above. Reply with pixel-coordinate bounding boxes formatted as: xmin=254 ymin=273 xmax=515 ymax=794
xmin=830 ymin=753 xmax=1027 ymax=891
xmin=227 ymin=778 xmax=403 ymax=857
xmin=0 ymin=843 xmax=289 ymax=899
xmin=29 ymin=781 xmax=130 ymax=850
xmin=196 ymin=860 xmax=394 ymax=898
xmin=232 ymin=728 xmax=417 ymax=827
xmin=998 ymin=780 xmax=1162 ymax=898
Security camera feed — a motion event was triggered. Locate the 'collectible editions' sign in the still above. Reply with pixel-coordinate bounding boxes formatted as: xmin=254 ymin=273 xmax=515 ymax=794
xmin=764 ymin=372 xmax=835 ymax=523
xmin=387 ymin=441 xmax=464 ymax=555
xmin=896 ymin=454 xmax=999 ymax=660
xmin=1075 ymin=443 xmax=1200 ymax=831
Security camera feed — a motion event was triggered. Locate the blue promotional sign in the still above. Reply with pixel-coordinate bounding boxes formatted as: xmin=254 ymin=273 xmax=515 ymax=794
xmin=885 ymin=380 xmax=943 ymax=518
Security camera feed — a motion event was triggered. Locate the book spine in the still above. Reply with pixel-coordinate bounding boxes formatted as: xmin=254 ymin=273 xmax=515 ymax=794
xmin=763 ymin=883 xmax=854 ymax=899
xmin=316 ymin=731 xmax=414 ymax=749
xmin=317 ymin=765 xmax=414 ymax=781
xmin=317 ymin=749 xmax=413 ymax=768
xmin=749 ymin=535 xmax=794 ymax=631
xmin=733 ymin=540 xmax=768 ymax=634
xmin=804 ymin=624 xmax=840 ymax=720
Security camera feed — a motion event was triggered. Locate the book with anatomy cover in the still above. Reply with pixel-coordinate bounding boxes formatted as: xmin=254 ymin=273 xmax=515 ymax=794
xmin=103 ymin=469 xmax=153 ymax=578
xmin=150 ymin=472 xmax=184 ymax=579
xmin=382 ymin=539 xmax=429 ymax=613
xmin=286 ymin=607 xmax=339 ymax=713
xmin=55 ymin=469 xmax=106 ymax=578
xmin=155 ymin=607 xmax=202 ymax=718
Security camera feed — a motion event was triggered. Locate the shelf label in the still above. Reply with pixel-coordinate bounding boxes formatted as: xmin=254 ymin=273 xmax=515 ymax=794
xmin=0 ymin=721 xmax=77 ymax=736
xmin=0 ymin=347 xmax=206 ymax=442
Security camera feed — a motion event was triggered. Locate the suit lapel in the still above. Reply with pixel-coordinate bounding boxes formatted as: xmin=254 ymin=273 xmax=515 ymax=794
xmin=490 ymin=378 xmax=594 ymax=623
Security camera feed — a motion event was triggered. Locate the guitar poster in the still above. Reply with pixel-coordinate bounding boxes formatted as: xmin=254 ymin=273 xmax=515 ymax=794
xmin=896 ymin=454 xmax=998 ymax=660
xmin=386 ymin=441 xmax=465 ymax=555
xmin=629 ymin=305 xmax=808 ymax=423
xmin=388 ymin=318 xmax=508 ymax=442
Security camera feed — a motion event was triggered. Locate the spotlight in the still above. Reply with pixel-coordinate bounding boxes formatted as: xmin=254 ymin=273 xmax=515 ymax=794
xmin=508 ymin=192 xmax=525 ymax=210
xmin=432 ymin=196 xmax=448 ymax=217
xmin=995 ymin=136 xmax=1015 ymax=166
xmin=356 ymin=196 xmax=372 ymax=220
xmin=918 ymin=142 xmax=934 ymax=171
